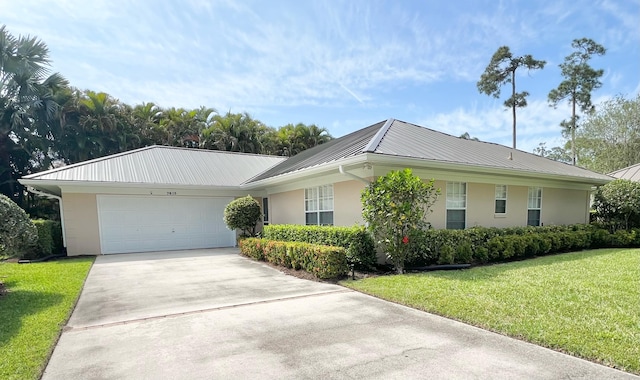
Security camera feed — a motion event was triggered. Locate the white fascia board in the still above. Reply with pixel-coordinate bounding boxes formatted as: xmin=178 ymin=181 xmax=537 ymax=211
xmin=365 ymin=154 xmax=612 ymax=187
xmin=21 ymin=179 xmax=268 ymax=198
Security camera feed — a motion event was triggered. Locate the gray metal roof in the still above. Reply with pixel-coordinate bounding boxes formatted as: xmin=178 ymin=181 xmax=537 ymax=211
xmin=372 ymin=119 xmax=612 ymax=181
xmin=249 ymin=121 xmax=385 ymax=182
xmin=22 ymin=146 xmax=286 ymax=187
xmin=609 ymin=163 xmax=640 ymax=182
xmin=22 ymin=119 xmax=612 ymax=191
xmin=248 ymin=118 xmax=612 ymax=183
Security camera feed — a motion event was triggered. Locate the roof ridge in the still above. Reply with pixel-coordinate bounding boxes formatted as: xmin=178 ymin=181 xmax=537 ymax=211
xmin=394 ymin=119 xmax=602 ymax=172
xmin=363 ymin=118 xmax=394 ymax=152
xmin=23 ymin=146 xmax=286 ymax=179
xmin=154 ymin=145 xmax=285 ymax=158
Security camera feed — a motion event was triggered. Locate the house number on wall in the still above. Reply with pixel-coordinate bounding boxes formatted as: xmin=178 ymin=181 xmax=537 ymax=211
xmin=166 ymin=191 xmax=177 ymax=195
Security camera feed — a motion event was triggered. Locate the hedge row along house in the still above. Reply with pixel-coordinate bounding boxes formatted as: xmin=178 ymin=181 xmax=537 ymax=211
xmin=20 ymin=119 xmax=612 ymax=256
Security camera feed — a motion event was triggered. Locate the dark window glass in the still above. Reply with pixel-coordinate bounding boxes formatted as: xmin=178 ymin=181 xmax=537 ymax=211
xmin=305 ymin=212 xmax=318 ymax=226
xmin=319 ymin=211 xmax=333 ymax=226
xmin=446 ymin=210 xmax=465 ymax=230
xmin=527 ymin=210 xmax=541 ymax=226
xmin=262 ymin=198 xmax=269 ymax=223
xmin=495 ymin=199 xmax=506 ymax=214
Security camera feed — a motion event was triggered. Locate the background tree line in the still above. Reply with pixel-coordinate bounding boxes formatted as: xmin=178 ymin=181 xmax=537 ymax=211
xmin=478 ymin=38 xmax=639 ymax=174
xmin=535 ymin=94 xmax=640 ymax=174
xmin=0 ymin=25 xmax=332 ymax=212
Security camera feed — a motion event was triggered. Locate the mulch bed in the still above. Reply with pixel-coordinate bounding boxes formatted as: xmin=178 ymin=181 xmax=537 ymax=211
xmin=261 ymin=260 xmax=389 ymax=283
xmin=0 ymin=282 xmax=6 ymax=297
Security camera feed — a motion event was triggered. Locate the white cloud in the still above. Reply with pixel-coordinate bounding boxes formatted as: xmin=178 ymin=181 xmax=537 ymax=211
xmin=1 ymin=0 xmax=637 ymax=145
xmin=421 ymin=99 xmax=574 ymax=153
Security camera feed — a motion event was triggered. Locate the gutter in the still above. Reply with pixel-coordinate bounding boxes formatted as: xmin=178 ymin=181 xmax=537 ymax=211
xmin=26 ymin=186 xmax=67 ymax=249
xmin=338 ymin=165 xmax=370 ymax=185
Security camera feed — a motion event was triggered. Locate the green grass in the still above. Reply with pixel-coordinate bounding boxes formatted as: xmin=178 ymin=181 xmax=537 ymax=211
xmin=342 ymin=248 xmax=640 ymax=374
xmin=0 ymin=257 xmax=94 ymax=380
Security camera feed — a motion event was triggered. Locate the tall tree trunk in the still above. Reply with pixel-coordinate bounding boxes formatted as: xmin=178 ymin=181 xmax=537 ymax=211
xmin=571 ymin=96 xmax=577 ymax=165
xmin=0 ymin=132 xmax=16 ymax=202
xmin=511 ymin=71 xmax=517 ymax=149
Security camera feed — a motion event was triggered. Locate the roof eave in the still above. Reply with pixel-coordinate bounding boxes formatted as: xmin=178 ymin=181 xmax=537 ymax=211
xmin=366 ymin=154 xmax=613 ymax=185
xmin=18 ymin=178 xmax=247 ymax=192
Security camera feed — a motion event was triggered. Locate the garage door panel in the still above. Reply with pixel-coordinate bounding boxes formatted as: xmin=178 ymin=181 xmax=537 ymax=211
xmin=97 ymin=195 xmax=235 ymax=254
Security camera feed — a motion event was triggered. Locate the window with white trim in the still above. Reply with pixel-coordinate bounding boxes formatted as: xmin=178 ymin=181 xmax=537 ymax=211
xmin=446 ymin=182 xmax=466 ymax=229
xmin=527 ymin=187 xmax=542 ymax=226
xmin=495 ymin=185 xmax=507 ymax=214
xmin=305 ymin=185 xmax=333 ymax=225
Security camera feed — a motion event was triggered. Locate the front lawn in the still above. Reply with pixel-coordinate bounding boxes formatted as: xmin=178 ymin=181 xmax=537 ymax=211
xmin=0 ymin=257 xmax=94 ymax=380
xmin=342 ymin=248 xmax=640 ymax=374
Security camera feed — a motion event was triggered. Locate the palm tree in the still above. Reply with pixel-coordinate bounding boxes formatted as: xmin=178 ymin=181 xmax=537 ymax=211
xmin=303 ymin=123 xmax=332 ymax=148
xmin=160 ymin=107 xmax=206 ymax=148
xmin=202 ymin=112 xmax=241 ymax=151
xmin=0 ymin=25 xmax=68 ymax=202
xmin=131 ymin=102 xmax=165 ymax=146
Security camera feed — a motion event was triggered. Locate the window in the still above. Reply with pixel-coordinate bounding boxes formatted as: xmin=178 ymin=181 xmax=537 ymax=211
xmin=527 ymin=187 xmax=542 ymax=226
xmin=262 ymin=198 xmax=269 ymax=225
xmin=446 ymin=182 xmax=466 ymax=229
xmin=495 ymin=185 xmax=507 ymax=214
xmin=305 ymin=185 xmax=333 ymax=225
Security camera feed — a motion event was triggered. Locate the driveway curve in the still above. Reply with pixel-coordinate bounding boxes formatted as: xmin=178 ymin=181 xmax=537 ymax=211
xmin=43 ymin=249 xmax=637 ymax=379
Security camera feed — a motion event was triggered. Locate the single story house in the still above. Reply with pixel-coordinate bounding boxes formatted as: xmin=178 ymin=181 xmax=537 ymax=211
xmin=20 ymin=118 xmax=612 ymax=256
xmin=608 ymin=163 xmax=640 ymax=182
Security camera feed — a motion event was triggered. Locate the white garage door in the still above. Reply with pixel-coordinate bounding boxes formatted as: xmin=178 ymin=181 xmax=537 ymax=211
xmin=97 ymin=195 xmax=236 ymax=254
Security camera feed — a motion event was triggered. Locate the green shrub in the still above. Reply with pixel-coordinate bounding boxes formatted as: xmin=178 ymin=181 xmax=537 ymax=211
xmin=263 ymin=224 xmax=376 ymax=269
xmin=50 ymin=221 xmax=63 ymax=253
xmin=437 ymin=245 xmax=455 ymax=265
xmin=593 ymin=179 xmax=640 ymax=231
xmin=591 ymin=228 xmax=612 ymax=248
xmin=224 ymin=195 xmax=262 ymax=237
xmin=455 ymin=242 xmax=473 ymax=263
xmin=0 ymin=195 xmax=37 ymax=259
xmin=405 ymin=224 xmax=639 ymax=267
xmin=361 ymin=168 xmax=440 ymax=273
xmin=25 ymin=220 xmax=64 ymax=260
xmin=31 ymin=220 xmax=54 ymax=257
xmin=610 ymin=230 xmax=637 ymax=247
xmin=239 ymin=238 xmax=348 ymax=279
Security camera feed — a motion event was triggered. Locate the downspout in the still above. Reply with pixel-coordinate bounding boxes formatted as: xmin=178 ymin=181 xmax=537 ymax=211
xmin=338 ymin=165 xmax=370 ymax=184
xmin=26 ymin=187 xmax=67 ymax=249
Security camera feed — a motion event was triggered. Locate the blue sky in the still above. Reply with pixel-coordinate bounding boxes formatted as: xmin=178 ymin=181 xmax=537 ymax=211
xmin=2 ymin=0 xmax=639 ymax=153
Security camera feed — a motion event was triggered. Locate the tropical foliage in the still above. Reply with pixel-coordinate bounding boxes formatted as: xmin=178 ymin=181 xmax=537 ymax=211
xmin=0 ymin=25 xmax=332 ymax=214
xmin=0 ymin=25 xmax=68 ymax=206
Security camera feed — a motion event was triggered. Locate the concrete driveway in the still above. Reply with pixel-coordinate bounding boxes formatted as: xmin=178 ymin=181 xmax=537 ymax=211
xmin=43 ymin=249 xmax=636 ymax=379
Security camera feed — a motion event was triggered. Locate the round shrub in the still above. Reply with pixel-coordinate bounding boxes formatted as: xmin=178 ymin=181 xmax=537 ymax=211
xmin=224 ymin=195 xmax=262 ymax=237
xmin=0 ymin=194 xmax=38 ymax=258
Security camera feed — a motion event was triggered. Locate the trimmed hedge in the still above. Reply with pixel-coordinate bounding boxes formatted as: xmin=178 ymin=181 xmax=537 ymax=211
xmin=263 ymin=224 xmax=376 ymax=269
xmin=25 ymin=220 xmax=63 ymax=259
xmin=407 ymin=224 xmax=640 ymax=267
xmin=239 ymin=238 xmax=348 ymax=279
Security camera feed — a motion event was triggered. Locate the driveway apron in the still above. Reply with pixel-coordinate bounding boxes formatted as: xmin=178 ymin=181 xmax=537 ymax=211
xmin=43 ymin=249 xmax=637 ymax=380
